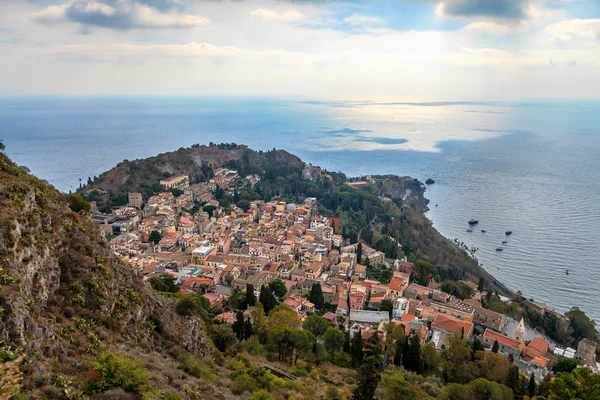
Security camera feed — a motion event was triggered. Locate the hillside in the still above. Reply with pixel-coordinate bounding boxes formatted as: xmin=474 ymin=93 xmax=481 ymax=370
xmin=81 ymin=144 xmax=304 ymax=211
xmin=0 ymin=152 xmax=222 ymax=399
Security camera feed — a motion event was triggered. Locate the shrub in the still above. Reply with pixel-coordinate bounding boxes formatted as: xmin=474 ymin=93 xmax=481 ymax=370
xmin=68 ymin=193 xmax=91 ymax=213
xmin=177 ymin=354 xmax=214 ymax=382
xmin=84 ymin=352 xmax=149 ymax=395
xmin=176 ymin=296 xmax=200 ymax=316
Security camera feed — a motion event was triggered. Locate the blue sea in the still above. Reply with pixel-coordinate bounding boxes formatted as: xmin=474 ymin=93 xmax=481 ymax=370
xmin=1 ymin=96 xmax=599 ymax=323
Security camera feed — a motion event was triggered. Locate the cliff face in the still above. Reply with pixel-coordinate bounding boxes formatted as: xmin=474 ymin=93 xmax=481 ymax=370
xmin=0 ymin=154 xmax=212 ymax=397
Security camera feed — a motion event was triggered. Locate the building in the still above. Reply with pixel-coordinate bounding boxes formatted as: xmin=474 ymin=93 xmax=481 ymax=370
xmin=431 ymin=314 xmax=474 ymax=349
xmin=160 ymin=174 xmax=190 ymax=189
xmin=575 ymin=339 xmax=597 ymax=367
xmin=350 ymin=310 xmax=390 ymax=327
xmin=482 ymin=329 xmax=524 ymax=356
xmin=128 ymin=192 xmax=143 ymax=208
xmin=430 ymin=300 xmax=475 ymax=322
xmin=513 ymin=318 xmax=526 ymax=343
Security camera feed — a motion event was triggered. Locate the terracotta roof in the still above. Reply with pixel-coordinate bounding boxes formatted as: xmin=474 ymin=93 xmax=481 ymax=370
xmin=532 ymin=356 xmax=550 ymax=369
xmin=432 ymin=314 xmax=474 ymax=336
xmin=388 ymin=277 xmax=405 ymax=292
xmin=483 ymin=329 xmax=525 ymax=350
xmin=401 ymin=313 xmax=416 ymax=321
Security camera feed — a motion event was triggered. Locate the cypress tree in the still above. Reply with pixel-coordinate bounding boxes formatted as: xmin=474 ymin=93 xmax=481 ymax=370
xmin=402 ymin=338 xmax=410 ymax=370
xmin=308 ymin=283 xmax=325 ymax=310
xmin=393 ymin=338 xmax=404 ymax=366
xmin=233 ymin=311 xmax=244 ymax=341
xmin=407 ymin=334 xmax=421 ymax=373
xmin=246 ymin=283 xmax=257 ymax=307
xmin=356 ymin=242 xmax=363 ymax=264
xmin=259 ymin=285 xmax=277 ymax=314
xmin=243 ymin=318 xmax=253 ymax=340
xmin=343 ymin=330 xmax=351 ymax=354
xmin=353 ymin=332 xmax=383 ymax=400
xmin=528 ymin=372 xmax=536 ymax=398
xmin=351 ymin=329 xmax=364 ymax=368
xmin=492 ymin=339 xmax=499 ymax=353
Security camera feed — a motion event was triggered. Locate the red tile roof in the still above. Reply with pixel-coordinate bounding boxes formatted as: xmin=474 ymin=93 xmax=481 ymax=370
xmin=388 ymin=277 xmax=405 ymax=292
xmin=432 ymin=314 xmax=474 ymax=336
xmin=483 ymin=329 xmax=525 ymax=351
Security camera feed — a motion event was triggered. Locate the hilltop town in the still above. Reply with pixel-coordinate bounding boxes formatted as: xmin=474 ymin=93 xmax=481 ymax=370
xmin=86 ymin=143 xmax=599 ymax=387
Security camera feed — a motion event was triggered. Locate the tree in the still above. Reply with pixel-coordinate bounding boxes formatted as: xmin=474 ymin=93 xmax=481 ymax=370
xmin=68 ymin=193 xmax=91 ymax=212
xmin=478 ymin=277 xmax=485 ymax=292
xmin=357 ymin=242 xmax=363 ymax=263
xmin=353 ymin=333 xmax=383 ymax=400
xmin=308 ymin=283 xmax=325 ymax=310
xmin=209 ymin=324 xmax=237 ymax=352
xmin=421 ymin=342 xmax=442 ymax=375
xmin=471 ymin=337 xmax=485 ymax=360
xmin=407 ymin=334 xmax=421 ymax=373
xmin=269 ymin=304 xmax=300 ymax=329
xmin=565 ymin=307 xmax=597 ymax=344
xmin=259 ymin=285 xmax=278 ymax=314
xmin=148 ymin=274 xmax=179 ymax=293
xmin=442 ymin=335 xmax=473 ymax=383
xmin=380 ymin=299 xmax=394 ymax=320
xmin=289 ymin=329 xmax=315 ymax=364
xmin=302 ymin=315 xmax=330 ymax=337
xmin=528 ymin=372 xmax=536 ymax=398
xmin=323 ymin=327 xmax=346 ymax=353
xmin=268 ymin=278 xmax=287 ymax=300
xmin=491 ymin=340 xmax=499 ymax=353
xmin=243 ymin=318 xmax=253 ymax=340
xmin=149 ymin=230 xmax=162 ymax=244
xmin=470 ymin=352 xmax=510 ymax=383
xmin=376 ymin=368 xmax=417 ymax=400
xmin=552 ymin=357 xmax=583 ymax=373
xmin=549 ymin=367 xmax=600 ymax=400
xmin=246 ymin=283 xmax=257 ymax=307
xmin=233 ymin=310 xmax=245 ymax=341
xmin=351 ymin=329 xmax=364 ymax=368
xmin=505 ymin=365 xmax=520 ymax=396
xmin=176 ymin=296 xmax=201 ymax=316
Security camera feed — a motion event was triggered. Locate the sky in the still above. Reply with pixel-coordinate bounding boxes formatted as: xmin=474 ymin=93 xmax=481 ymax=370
xmin=0 ymin=0 xmax=599 ymax=100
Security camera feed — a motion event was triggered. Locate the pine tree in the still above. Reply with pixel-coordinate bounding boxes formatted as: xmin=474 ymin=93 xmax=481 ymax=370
xmin=528 ymin=372 xmax=536 ymax=398
xmin=407 ymin=334 xmax=421 ymax=373
xmin=259 ymin=285 xmax=277 ymax=314
xmin=492 ymin=339 xmax=499 ymax=353
xmin=351 ymin=329 xmax=364 ymax=368
xmin=246 ymin=283 xmax=257 ymax=307
xmin=308 ymin=283 xmax=325 ymax=310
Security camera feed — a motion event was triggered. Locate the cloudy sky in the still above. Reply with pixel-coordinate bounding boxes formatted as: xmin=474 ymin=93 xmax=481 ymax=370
xmin=1 ymin=0 xmax=599 ymax=99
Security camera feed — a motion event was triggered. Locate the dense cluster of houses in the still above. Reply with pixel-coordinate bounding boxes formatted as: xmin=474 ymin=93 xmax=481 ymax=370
xmin=94 ymin=165 xmax=599 ymax=380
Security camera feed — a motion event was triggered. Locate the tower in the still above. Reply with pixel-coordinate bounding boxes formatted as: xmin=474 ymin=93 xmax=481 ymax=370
xmin=513 ymin=317 xmax=526 ymax=343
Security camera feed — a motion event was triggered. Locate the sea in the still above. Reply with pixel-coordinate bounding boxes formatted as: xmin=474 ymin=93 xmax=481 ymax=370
xmin=1 ymin=96 xmax=599 ymax=323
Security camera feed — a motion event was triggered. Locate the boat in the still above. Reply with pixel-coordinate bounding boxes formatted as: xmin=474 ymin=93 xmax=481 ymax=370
xmin=466 ymin=229 xmax=473 ymax=233
xmin=468 ymin=219 xmax=479 ymax=225
xmin=502 ymin=240 xmax=508 ymax=244
xmin=481 ymin=230 xmax=486 ymax=233
xmin=496 ymin=248 xmax=503 ymax=251
xmin=505 ymin=231 xmax=512 ymax=235
xmin=565 ymin=270 xmax=569 ymax=275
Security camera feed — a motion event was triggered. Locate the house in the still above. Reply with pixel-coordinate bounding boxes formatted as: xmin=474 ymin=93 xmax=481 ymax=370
xmin=160 ymin=174 xmax=190 ymax=190
xmin=128 ymin=192 xmax=143 ymax=208
xmin=464 ymin=299 xmax=507 ymax=331
xmin=522 ymin=337 xmax=550 ymax=361
xmin=387 ymin=276 xmax=407 ymax=298
xmin=431 ymin=314 xmax=474 ymax=350
xmin=350 ymin=310 xmax=390 ymax=327
xmin=213 ymin=312 xmax=236 ymax=324
xmin=482 ymin=329 xmax=525 ymax=356
xmin=429 ymin=300 xmax=475 ymax=322
xmin=349 ymin=292 xmax=365 ymax=310
xmin=404 ymin=283 xmax=433 ymax=300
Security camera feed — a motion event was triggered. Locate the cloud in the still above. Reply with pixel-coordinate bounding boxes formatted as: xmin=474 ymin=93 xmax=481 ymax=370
xmin=545 ymin=18 xmax=600 ymax=42
xmin=437 ymin=0 xmax=530 ymax=20
xmin=343 ymin=14 xmax=383 ymax=26
xmin=250 ymin=8 xmax=304 ymax=21
xmin=32 ymin=0 xmax=210 ymax=30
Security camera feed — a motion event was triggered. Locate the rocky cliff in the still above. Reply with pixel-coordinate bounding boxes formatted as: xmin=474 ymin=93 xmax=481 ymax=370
xmin=0 ymin=153 xmax=217 ymax=399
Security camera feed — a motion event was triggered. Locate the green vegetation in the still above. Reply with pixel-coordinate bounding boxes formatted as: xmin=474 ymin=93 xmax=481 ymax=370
xmin=149 ymin=229 xmax=162 ymax=244
xmin=148 ymin=273 xmax=179 ymax=293
xmin=84 ymin=352 xmax=149 ymax=395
